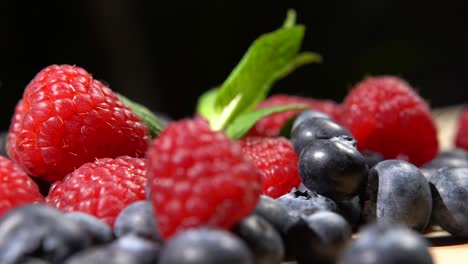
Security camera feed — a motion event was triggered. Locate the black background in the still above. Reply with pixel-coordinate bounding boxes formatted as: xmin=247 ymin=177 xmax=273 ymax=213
xmin=1 ymin=1 xmax=467 ymax=130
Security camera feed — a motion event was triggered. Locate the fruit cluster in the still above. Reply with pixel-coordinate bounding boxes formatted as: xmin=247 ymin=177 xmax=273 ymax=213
xmin=0 ymin=10 xmax=467 ymax=264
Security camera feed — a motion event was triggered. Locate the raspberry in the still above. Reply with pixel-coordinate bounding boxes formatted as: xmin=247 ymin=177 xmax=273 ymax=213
xmin=7 ymin=64 xmax=150 ymax=182
xmin=455 ymin=107 xmax=468 ymax=150
xmin=240 ymin=137 xmax=301 ymax=198
xmin=46 ymin=156 xmax=147 ymax=226
xmin=0 ymin=155 xmax=44 ymax=216
xmin=339 ymin=76 xmax=438 ymax=166
xmin=147 ymin=119 xmax=262 ymax=239
xmin=248 ymin=94 xmax=341 ymax=137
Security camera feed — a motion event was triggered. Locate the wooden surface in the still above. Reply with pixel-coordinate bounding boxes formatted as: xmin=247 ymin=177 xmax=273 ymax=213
xmin=427 ymin=229 xmax=468 ymax=264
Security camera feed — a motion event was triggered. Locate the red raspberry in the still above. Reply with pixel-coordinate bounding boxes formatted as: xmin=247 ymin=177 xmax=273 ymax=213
xmin=46 ymin=156 xmax=147 ymax=226
xmin=7 ymin=64 xmax=150 ymax=182
xmin=240 ymin=137 xmax=301 ymax=198
xmin=147 ymin=119 xmax=262 ymax=239
xmin=248 ymin=94 xmax=341 ymax=137
xmin=0 ymin=155 xmax=44 ymax=216
xmin=455 ymin=107 xmax=468 ymax=150
xmin=339 ymin=76 xmax=438 ymax=166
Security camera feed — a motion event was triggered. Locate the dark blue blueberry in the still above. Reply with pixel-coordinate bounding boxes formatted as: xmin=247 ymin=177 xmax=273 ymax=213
xmin=299 ymin=138 xmax=368 ymax=201
xmin=429 ymin=167 xmax=468 ymax=237
xmin=113 ymin=200 xmax=160 ymax=241
xmin=335 ymin=196 xmax=362 ymax=230
xmin=291 ymin=109 xmax=332 ymax=132
xmin=291 ymin=118 xmax=354 ymax=155
xmin=0 ymin=131 xmax=8 ymax=158
xmin=342 ymin=223 xmax=433 ymax=264
xmin=306 ymin=210 xmax=351 ymax=245
xmin=421 ymin=155 xmax=468 ymax=170
xmin=233 ymin=214 xmax=284 ymax=264
xmin=276 ymin=188 xmax=337 ymax=217
xmin=64 ymin=235 xmax=160 ymax=264
xmin=281 ymin=213 xmax=323 ymax=263
xmin=305 ymin=211 xmax=352 ymax=264
xmin=0 ymin=204 xmax=92 ymax=264
xmin=253 ymin=195 xmax=290 ymax=233
xmin=420 ymin=149 xmax=468 ymax=182
xmin=361 ymin=150 xmax=384 ymax=169
xmin=254 ymin=195 xmax=322 ymax=263
xmin=420 ymin=167 xmax=438 ymax=182
xmin=363 ymin=160 xmax=432 ymax=231
xmin=111 ymin=235 xmax=160 ymax=263
xmin=65 ymin=212 xmax=114 ymax=244
xmin=16 ymin=257 xmax=50 ymax=264
xmin=158 ymin=228 xmax=253 ymax=264
xmin=436 ymin=148 xmax=468 ymax=160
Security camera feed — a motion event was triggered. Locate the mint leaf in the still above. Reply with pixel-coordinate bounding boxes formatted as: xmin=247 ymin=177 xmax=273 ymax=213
xmin=211 ymin=25 xmax=305 ymax=130
xmin=196 ymin=88 xmax=218 ymax=121
xmin=275 ymin=52 xmax=322 ymax=80
xmin=225 ymin=104 xmax=308 ymax=140
xmin=117 ymin=94 xmax=165 ymax=138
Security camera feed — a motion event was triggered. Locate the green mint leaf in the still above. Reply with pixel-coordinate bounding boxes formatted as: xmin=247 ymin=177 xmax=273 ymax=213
xmin=196 ymin=88 xmax=218 ymax=122
xmin=275 ymin=52 xmax=322 ymax=80
xmin=117 ymin=94 xmax=165 ymax=138
xmin=225 ymin=104 xmax=308 ymax=140
xmin=211 ymin=25 xmax=305 ymax=130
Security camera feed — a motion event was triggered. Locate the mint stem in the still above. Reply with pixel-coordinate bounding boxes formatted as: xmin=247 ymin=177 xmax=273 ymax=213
xmin=283 ymin=9 xmax=297 ymax=28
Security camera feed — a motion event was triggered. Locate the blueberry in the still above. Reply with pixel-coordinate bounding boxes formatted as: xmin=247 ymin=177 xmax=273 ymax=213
xmin=254 ymin=195 xmax=322 ymax=263
xmin=113 ymin=200 xmax=160 ymax=241
xmin=111 ymin=235 xmax=160 ymax=263
xmin=158 ymin=228 xmax=253 ymax=264
xmin=64 ymin=235 xmax=160 ymax=264
xmin=363 ymin=160 xmax=432 ymax=231
xmin=421 ymin=155 xmax=468 ymax=170
xmin=276 ymin=188 xmax=337 ymax=217
xmin=16 ymin=257 xmax=50 ymax=264
xmin=291 ymin=109 xmax=332 ymax=132
xmin=65 ymin=212 xmax=114 ymax=244
xmin=233 ymin=214 xmax=284 ymax=264
xmin=436 ymin=148 xmax=468 ymax=160
xmin=335 ymin=196 xmax=362 ymax=230
xmin=0 ymin=204 xmax=92 ymax=263
xmin=281 ymin=213 xmax=323 ymax=263
xmin=0 ymin=131 xmax=8 ymax=158
xmin=305 ymin=211 xmax=352 ymax=264
xmin=429 ymin=167 xmax=468 ymax=237
xmin=361 ymin=150 xmax=384 ymax=169
xmin=253 ymin=195 xmax=290 ymax=234
xmin=342 ymin=223 xmax=433 ymax=264
xmin=299 ymin=138 xmax=368 ymax=201
xmin=291 ymin=118 xmax=354 ymax=155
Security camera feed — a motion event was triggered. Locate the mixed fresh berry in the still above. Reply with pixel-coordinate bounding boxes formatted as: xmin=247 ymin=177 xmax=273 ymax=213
xmin=339 ymin=76 xmax=439 ymax=166
xmin=146 ymin=118 xmax=262 ymax=239
xmin=1 ymin=9 xmax=467 ymax=264
xmin=240 ymin=136 xmax=301 ymax=198
xmin=46 ymin=155 xmax=148 ymax=226
xmin=247 ymin=94 xmax=341 ymax=137
xmin=0 ymin=155 xmax=44 ymax=216
xmin=7 ymin=64 xmax=151 ymax=182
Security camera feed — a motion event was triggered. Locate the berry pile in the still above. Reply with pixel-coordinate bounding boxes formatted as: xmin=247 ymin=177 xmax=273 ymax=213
xmin=0 ymin=10 xmax=467 ymax=264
